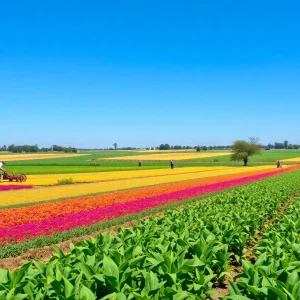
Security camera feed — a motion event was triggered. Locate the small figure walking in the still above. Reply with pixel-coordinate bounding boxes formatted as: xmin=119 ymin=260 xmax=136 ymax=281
xmin=0 ymin=161 xmax=5 ymax=182
xmin=276 ymin=160 xmax=280 ymax=168
xmin=279 ymin=160 xmax=283 ymax=168
xmin=138 ymin=160 xmax=142 ymax=167
xmin=170 ymin=159 xmax=174 ymax=169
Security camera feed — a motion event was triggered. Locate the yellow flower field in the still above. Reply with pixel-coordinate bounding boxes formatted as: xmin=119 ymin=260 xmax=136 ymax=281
xmin=136 ymin=149 xmax=199 ymax=152
xmin=1 ymin=165 xmax=276 ymax=206
xmin=101 ymin=152 xmax=231 ymax=161
xmin=0 ymin=153 xmax=86 ymax=161
xmin=1 ymin=166 xmax=230 ymax=186
xmin=282 ymin=157 xmax=300 ymax=162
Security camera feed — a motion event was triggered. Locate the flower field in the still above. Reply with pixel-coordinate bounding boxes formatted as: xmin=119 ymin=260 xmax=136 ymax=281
xmin=0 ymin=165 xmax=282 ymax=206
xmin=0 ymin=167 xmax=295 ymax=246
xmin=0 ymin=153 xmax=86 ymax=161
xmin=283 ymin=156 xmax=300 ymax=162
xmin=0 ymin=166 xmax=298 ymax=246
xmin=1 ymin=169 xmax=300 ymax=299
xmin=100 ymin=151 xmax=230 ymax=161
xmin=0 ymin=166 xmax=233 ymax=186
xmin=0 ymin=165 xmax=278 ymax=187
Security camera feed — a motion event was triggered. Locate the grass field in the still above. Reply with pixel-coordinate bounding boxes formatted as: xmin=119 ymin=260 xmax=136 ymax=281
xmin=193 ymin=149 xmax=300 ymax=162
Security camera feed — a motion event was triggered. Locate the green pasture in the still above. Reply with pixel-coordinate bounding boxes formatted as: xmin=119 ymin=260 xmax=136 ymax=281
xmin=2 ymin=149 xmax=299 ymax=175
xmin=195 ymin=149 xmax=300 ymax=162
xmin=5 ymin=160 xmax=240 ymax=175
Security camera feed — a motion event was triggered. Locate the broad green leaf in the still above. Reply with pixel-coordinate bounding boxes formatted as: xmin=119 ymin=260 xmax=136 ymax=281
xmin=79 ymin=285 xmax=96 ymax=300
xmin=225 ymin=296 xmax=251 ymax=300
xmin=267 ymin=286 xmax=288 ymax=300
xmin=53 ymin=245 xmax=65 ymax=258
xmin=63 ymin=277 xmax=74 ymax=298
xmin=292 ymin=281 xmax=300 ymax=299
xmin=0 ymin=269 xmax=8 ymax=284
xmin=103 ymin=255 xmax=119 ymax=281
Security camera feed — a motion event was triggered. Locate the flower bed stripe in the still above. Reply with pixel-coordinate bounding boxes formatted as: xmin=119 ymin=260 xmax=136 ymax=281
xmin=0 ymin=167 xmax=297 ymax=245
xmin=0 ymin=185 xmax=33 ymax=191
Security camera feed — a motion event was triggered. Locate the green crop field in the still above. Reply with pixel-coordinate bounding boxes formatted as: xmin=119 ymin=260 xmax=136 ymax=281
xmin=194 ymin=149 xmax=300 ymax=162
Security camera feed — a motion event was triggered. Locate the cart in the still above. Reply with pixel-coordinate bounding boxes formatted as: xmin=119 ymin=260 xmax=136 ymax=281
xmin=3 ymin=171 xmax=27 ymax=182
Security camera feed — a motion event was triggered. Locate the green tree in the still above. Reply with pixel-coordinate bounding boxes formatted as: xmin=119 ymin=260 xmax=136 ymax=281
xmin=159 ymin=144 xmax=170 ymax=150
xmin=231 ymin=138 xmax=261 ymax=166
xmin=284 ymin=140 xmax=289 ymax=149
xmin=113 ymin=143 xmax=117 ymax=150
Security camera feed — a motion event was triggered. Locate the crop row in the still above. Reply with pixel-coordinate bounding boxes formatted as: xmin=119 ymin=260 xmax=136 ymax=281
xmin=0 ymin=168 xmax=293 ymax=246
xmin=227 ymin=194 xmax=300 ymax=299
xmin=1 ymin=171 xmax=300 ymax=299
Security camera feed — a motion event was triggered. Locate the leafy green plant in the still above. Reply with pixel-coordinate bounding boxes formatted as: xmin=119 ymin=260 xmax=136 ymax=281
xmin=57 ymin=177 xmax=74 ymax=185
xmin=226 ymin=194 xmax=300 ymax=299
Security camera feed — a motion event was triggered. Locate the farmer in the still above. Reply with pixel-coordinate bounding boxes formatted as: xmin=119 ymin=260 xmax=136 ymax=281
xmin=0 ymin=161 xmax=5 ymax=182
xmin=276 ymin=160 xmax=280 ymax=168
xmin=138 ymin=160 xmax=142 ymax=167
xmin=170 ymin=159 xmax=174 ymax=169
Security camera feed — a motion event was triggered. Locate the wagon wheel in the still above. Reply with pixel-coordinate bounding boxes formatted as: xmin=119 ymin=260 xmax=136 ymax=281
xmin=19 ymin=175 xmax=27 ymax=182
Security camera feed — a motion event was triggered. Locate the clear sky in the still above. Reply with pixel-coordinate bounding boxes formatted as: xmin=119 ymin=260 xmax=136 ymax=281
xmin=1 ymin=0 xmax=299 ymax=148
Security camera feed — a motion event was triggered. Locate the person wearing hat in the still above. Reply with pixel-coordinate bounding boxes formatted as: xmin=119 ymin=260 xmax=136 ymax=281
xmin=0 ymin=161 xmax=5 ymax=182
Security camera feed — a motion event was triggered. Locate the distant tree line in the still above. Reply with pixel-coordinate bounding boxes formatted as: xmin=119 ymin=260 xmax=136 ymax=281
xmin=265 ymin=141 xmax=299 ymax=150
xmin=0 ymin=144 xmax=78 ymax=153
xmin=158 ymin=144 xmax=231 ymax=151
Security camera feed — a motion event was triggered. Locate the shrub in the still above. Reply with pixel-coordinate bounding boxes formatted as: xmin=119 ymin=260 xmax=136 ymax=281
xmin=57 ymin=178 xmax=74 ymax=185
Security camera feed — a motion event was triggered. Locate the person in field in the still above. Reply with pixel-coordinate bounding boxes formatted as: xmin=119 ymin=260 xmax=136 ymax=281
xmin=170 ymin=159 xmax=174 ymax=169
xmin=0 ymin=161 xmax=5 ymax=182
xmin=138 ymin=160 xmax=142 ymax=167
xmin=276 ymin=160 xmax=280 ymax=168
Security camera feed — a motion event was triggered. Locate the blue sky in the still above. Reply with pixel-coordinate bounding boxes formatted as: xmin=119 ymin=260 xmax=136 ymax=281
xmin=1 ymin=0 xmax=300 ymax=148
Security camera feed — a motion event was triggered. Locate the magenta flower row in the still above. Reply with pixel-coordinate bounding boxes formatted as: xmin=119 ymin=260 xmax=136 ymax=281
xmin=0 ymin=185 xmax=33 ymax=192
